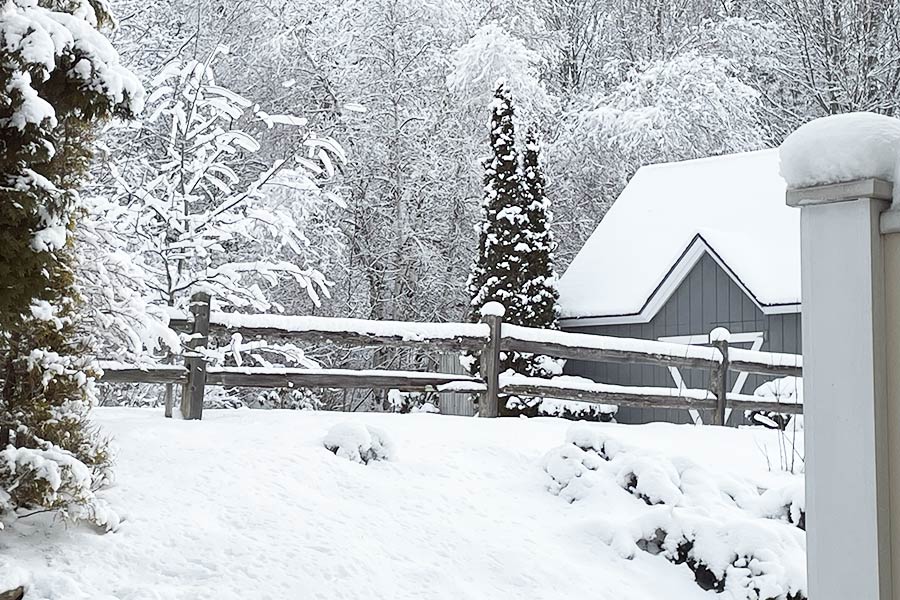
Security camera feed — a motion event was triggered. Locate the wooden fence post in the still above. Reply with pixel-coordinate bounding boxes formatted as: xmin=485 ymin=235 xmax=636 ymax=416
xmin=479 ymin=303 xmax=504 ymax=418
xmin=163 ymin=347 xmax=175 ymax=418
xmin=163 ymin=384 xmax=174 ymax=418
xmin=180 ymin=292 xmax=210 ymax=420
xmin=710 ymin=327 xmax=730 ymax=426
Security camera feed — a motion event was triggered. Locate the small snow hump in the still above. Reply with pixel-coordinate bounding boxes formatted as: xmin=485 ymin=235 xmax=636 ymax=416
xmin=323 ymin=421 xmax=394 ymax=465
xmin=479 ymin=301 xmax=506 ymax=318
xmin=779 ymin=112 xmax=900 ymax=204
xmin=708 ymin=327 xmax=731 ymax=344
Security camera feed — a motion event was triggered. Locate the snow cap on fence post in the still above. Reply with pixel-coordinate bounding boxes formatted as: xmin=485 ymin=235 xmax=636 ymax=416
xmin=480 ymin=301 xmax=506 ymax=318
xmin=708 ymin=327 xmax=730 ymax=344
xmin=782 ymin=112 xmax=899 ymax=600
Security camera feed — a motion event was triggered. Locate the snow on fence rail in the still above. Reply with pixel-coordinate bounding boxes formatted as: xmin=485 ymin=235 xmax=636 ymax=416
xmin=499 ymin=374 xmax=718 ymax=410
xmin=101 ymin=293 xmax=803 ymax=422
xmin=500 ymin=323 xmax=802 ymax=377
xmin=498 ymin=374 xmax=802 ymax=415
xmin=501 ymin=324 xmax=722 ymax=371
xmin=170 ymin=310 xmax=489 ymax=353
xmin=727 ymin=346 xmax=803 ymax=378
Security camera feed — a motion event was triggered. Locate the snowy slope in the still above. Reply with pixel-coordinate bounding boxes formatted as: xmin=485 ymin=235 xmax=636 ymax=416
xmin=558 ymin=150 xmax=797 ymax=319
xmin=1 ymin=410 xmax=804 ymax=600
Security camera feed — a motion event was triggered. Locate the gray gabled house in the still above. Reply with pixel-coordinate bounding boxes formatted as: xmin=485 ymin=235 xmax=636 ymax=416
xmin=557 ymin=149 xmax=801 ymax=425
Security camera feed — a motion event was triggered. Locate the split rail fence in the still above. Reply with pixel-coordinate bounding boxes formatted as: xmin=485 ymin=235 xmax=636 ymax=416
xmin=100 ymin=293 xmax=803 ymax=423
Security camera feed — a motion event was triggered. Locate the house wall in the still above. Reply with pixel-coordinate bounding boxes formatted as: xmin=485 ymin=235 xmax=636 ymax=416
xmin=561 ymin=253 xmax=802 ymax=425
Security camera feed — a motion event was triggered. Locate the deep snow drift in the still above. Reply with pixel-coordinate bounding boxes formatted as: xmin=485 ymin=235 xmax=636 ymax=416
xmin=1 ymin=409 xmax=804 ymax=600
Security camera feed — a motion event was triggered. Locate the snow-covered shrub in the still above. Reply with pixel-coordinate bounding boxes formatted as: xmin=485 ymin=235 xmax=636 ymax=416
xmin=757 ymin=480 xmax=805 ymax=530
xmin=202 ymin=388 xmax=244 ymax=410
xmin=250 ymin=388 xmax=322 ymax=411
xmin=96 ymin=383 xmax=159 ymax=407
xmin=617 ymin=455 xmax=683 ymax=506
xmin=386 ymin=390 xmax=437 ymax=414
xmin=538 ymin=397 xmax=617 ymax=422
xmin=747 ymin=377 xmax=802 ymax=430
xmin=0 ymin=446 xmax=119 ymax=531
xmin=0 ymin=557 xmax=27 ymax=597
xmin=565 ymin=423 xmax=623 ymax=458
xmin=323 ymin=422 xmax=394 ymax=465
xmin=544 ymin=425 xmax=806 ymax=599
xmin=631 ymin=511 xmax=807 ymax=599
xmin=541 ymin=425 xmax=613 ymax=502
xmin=541 ymin=443 xmax=604 ymax=503
xmin=198 ymin=387 xmax=323 ymax=411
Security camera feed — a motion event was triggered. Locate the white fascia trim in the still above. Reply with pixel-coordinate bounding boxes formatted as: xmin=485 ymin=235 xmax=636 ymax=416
xmin=763 ymin=303 xmax=802 ymax=315
xmin=559 ymin=237 xmax=801 ymax=328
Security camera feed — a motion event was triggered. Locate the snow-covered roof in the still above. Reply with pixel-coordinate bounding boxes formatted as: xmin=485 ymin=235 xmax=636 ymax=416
xmin=558 ymin=149 xmax=799 ymax=321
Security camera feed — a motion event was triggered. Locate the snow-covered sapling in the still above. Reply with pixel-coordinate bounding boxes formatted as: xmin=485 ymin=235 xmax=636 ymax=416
xmin=100 ymin=47 xmax=346 ymax=316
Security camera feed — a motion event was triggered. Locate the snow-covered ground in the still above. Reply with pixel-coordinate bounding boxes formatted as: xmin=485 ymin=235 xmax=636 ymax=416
xmin=2 ymin=409 xmax=804 ymax=600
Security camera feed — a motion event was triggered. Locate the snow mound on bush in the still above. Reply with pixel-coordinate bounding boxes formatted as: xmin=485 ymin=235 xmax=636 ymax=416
xmin=757 ymin=479 xmax=806 ymax=530
xmin=780 ymin=112 xmax=900 ymax=197
xmin=541 ymin=442 xmax=604 ymax=502
xmin=539 ymin=397 xmax=617 ymax=421
xmin=618 ymin=454 xmax=683 ymax=506
xmin=0 ymin=558 xmax=28 ymax=596
xmin=323 ymin=421 xmax=394 ymax=464
xmin=542 ymin=424 xmax=807 ymax=599
xmin=747 ymin=376 xmax=804 ymax=431
xmin=0 ymin=445 xmax=120 ymax=531
xmin=627 ymin=509 xmax=806 ymax=599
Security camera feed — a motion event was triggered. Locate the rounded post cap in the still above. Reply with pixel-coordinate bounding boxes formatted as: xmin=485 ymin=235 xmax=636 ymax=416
xmin=709 ymin=327 xmax=731 ymax=343
xmin=480 ymin=302 xmax=506 ymax=318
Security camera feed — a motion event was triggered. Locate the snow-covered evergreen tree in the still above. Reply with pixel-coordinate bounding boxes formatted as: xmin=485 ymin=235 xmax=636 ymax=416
xmin=518 ymin=126 xmax=559 ymax=334
xmin=0 ymin=0 xmax=142 ymax=526
xmin=468 ymin=80 xmax=521 ymax=327
xmin=467 ymin=81 xmax=559 ymax=387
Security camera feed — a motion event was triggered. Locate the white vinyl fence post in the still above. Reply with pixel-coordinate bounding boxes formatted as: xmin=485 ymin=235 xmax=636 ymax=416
xmin=787 ymin=178 xmax=894 ymax=600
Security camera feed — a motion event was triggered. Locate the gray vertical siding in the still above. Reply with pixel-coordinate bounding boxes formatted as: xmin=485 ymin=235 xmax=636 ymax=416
xmin=562 ymin=253 xmax=801 ymax=425
xmin=438 ymin=353 xmax=475 ymax=416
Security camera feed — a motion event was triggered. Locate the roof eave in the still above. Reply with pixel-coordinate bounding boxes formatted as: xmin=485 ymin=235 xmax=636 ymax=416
xmin=558 ymin=234 xmax=801 ymax=328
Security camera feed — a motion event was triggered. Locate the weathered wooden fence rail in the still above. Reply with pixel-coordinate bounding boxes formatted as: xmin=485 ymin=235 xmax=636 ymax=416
xmin=100 ymin=294 xmax=803 ymax=423
xmin=170 ymin=311 xmax=489 ymax=352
